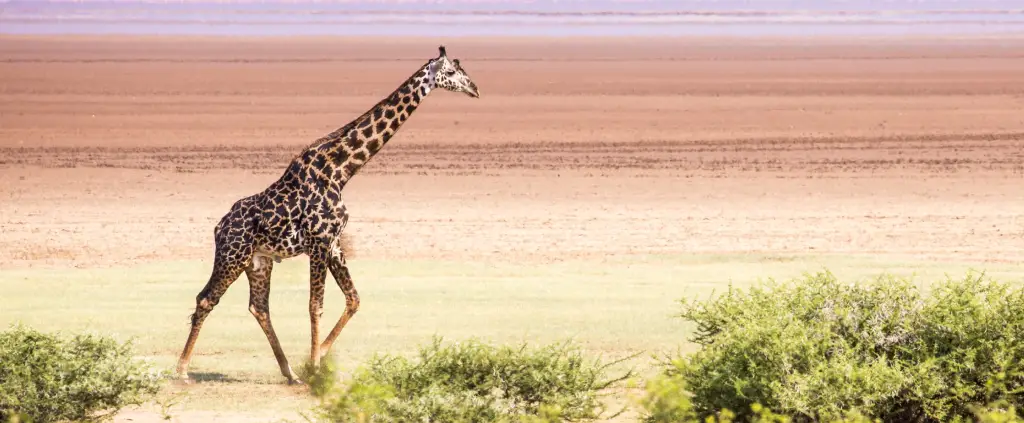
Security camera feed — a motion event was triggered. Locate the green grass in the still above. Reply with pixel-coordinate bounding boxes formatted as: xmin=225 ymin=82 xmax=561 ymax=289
xmin=2 ymin=254 xmax=1022 ymax=419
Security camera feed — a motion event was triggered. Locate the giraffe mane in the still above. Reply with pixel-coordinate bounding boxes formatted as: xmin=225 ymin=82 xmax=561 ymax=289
xmin=298 ymin=58 xmax=436 ymax=154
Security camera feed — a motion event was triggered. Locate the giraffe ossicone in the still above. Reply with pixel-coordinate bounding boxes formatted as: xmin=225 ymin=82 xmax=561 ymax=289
xmin=175 ymin=46 xmax=480 ymax=385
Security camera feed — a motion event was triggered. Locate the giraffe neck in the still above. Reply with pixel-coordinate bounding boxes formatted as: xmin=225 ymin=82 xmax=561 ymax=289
xmin=300 ymin=59 xmax=438 ymax=187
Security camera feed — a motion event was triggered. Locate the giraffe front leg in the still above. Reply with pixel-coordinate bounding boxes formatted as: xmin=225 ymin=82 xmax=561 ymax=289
xmin=320 ymin=252 xmax=359 ymax=357
xmin=308 ymin=253 xmax=329 ymax=368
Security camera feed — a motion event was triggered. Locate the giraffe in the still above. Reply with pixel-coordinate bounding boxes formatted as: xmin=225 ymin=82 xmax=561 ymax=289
xmin=175 ymin=46 xmax=480 ymax=384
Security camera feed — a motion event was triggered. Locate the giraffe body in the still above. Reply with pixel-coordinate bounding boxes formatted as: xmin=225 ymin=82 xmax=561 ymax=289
xmin=176 ymin=46 xmax=479 ymax=384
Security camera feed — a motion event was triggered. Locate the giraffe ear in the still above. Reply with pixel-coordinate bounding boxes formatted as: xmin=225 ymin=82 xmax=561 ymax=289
xmin=438 ymin=46 xmax=447 ymax=58
xmin=453 ymin=59 xmax=460 ymax=66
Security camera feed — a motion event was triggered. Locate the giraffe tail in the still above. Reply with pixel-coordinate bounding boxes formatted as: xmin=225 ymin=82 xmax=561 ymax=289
xmin=338 ymin=232 xmax=356 ymax=259
xmin=186 ymin=253 xmax=226 ymax=326
xmin=187 ymin=281 xmax=213 ymax=326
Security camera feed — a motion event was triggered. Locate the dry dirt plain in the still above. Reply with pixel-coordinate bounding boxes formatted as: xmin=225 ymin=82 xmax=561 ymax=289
xmin=1 ymin=36 xmax=1024 ymax=421
xmin=3 ymin=36 xmax=1024 ymax=267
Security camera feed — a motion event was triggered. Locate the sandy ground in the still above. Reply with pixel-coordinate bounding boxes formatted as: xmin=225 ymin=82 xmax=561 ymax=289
xmin=1 ymin=36 xmax=1022 ymax=269
xmin=1 ymin=36 xmax=1024 ymax=421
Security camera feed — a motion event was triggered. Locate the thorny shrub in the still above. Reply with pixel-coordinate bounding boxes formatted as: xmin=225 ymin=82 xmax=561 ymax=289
xmin=642 ymin=271 xmax=1024 ymax=422
xmin=306 ymin=337 xmax=634 ymax=423
xmin=0 ymin=324 xmax=164 ymax=423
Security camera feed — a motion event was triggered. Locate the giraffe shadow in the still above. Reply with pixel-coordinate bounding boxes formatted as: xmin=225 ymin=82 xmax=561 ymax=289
xmin=187 ymin=372 xmax=245 ymax=383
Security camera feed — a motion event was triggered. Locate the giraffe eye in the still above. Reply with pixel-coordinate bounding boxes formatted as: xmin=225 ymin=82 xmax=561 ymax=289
xmin=446 ymin=70 xmax=456 ymax=76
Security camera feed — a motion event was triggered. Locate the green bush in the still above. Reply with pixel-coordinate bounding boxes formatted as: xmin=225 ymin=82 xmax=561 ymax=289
xmin=636 ymin=373 xmax=700 ymax=422
xmin=645 ymin=271 xmax=1024 ymax=423
xmin=637 ymin=372 xmax=878 ymax=423
xmin=972 ymin=401 xmax=1024 ymax=423
xmin=309 ymin=337 xmax=634 ymax=423
xmin=0 ymin=324 xmax=164 ymax=423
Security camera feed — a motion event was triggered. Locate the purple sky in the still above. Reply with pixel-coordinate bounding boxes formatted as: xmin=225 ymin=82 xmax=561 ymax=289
xmin=2 ymin=0 xmax=1022 ymax=36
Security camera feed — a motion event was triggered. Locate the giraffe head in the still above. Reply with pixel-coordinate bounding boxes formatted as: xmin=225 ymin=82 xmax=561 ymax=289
xmin=432 ymin=46 xmax=480 ymax=98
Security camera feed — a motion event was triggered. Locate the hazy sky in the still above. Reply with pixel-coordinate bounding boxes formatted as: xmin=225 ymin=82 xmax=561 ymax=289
xmin=2 ymin=0 xmax=1022 ymax=8
xmin=2 ymin=0 xmax=1022 ymax=36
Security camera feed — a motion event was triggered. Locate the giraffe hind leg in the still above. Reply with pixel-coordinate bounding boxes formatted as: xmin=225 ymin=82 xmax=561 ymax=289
xmin=307 ymin=252 xmax=329 ymax=368
xmin=175 ymin=234 xmax=250 ymax=380
xmin=319 ymin=239 xmax=359 ymax=358
xmin=245 ymin=256 xmax=302 ymax=384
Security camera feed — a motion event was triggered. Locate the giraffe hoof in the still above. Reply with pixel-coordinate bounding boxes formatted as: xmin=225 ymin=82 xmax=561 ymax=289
xmin=288 ymin=378 xmax=305 ymax=386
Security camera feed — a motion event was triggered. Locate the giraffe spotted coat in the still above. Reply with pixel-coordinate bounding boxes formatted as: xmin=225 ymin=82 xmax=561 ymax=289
xmin=176 ymin=46 xmax=480 ymax=384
